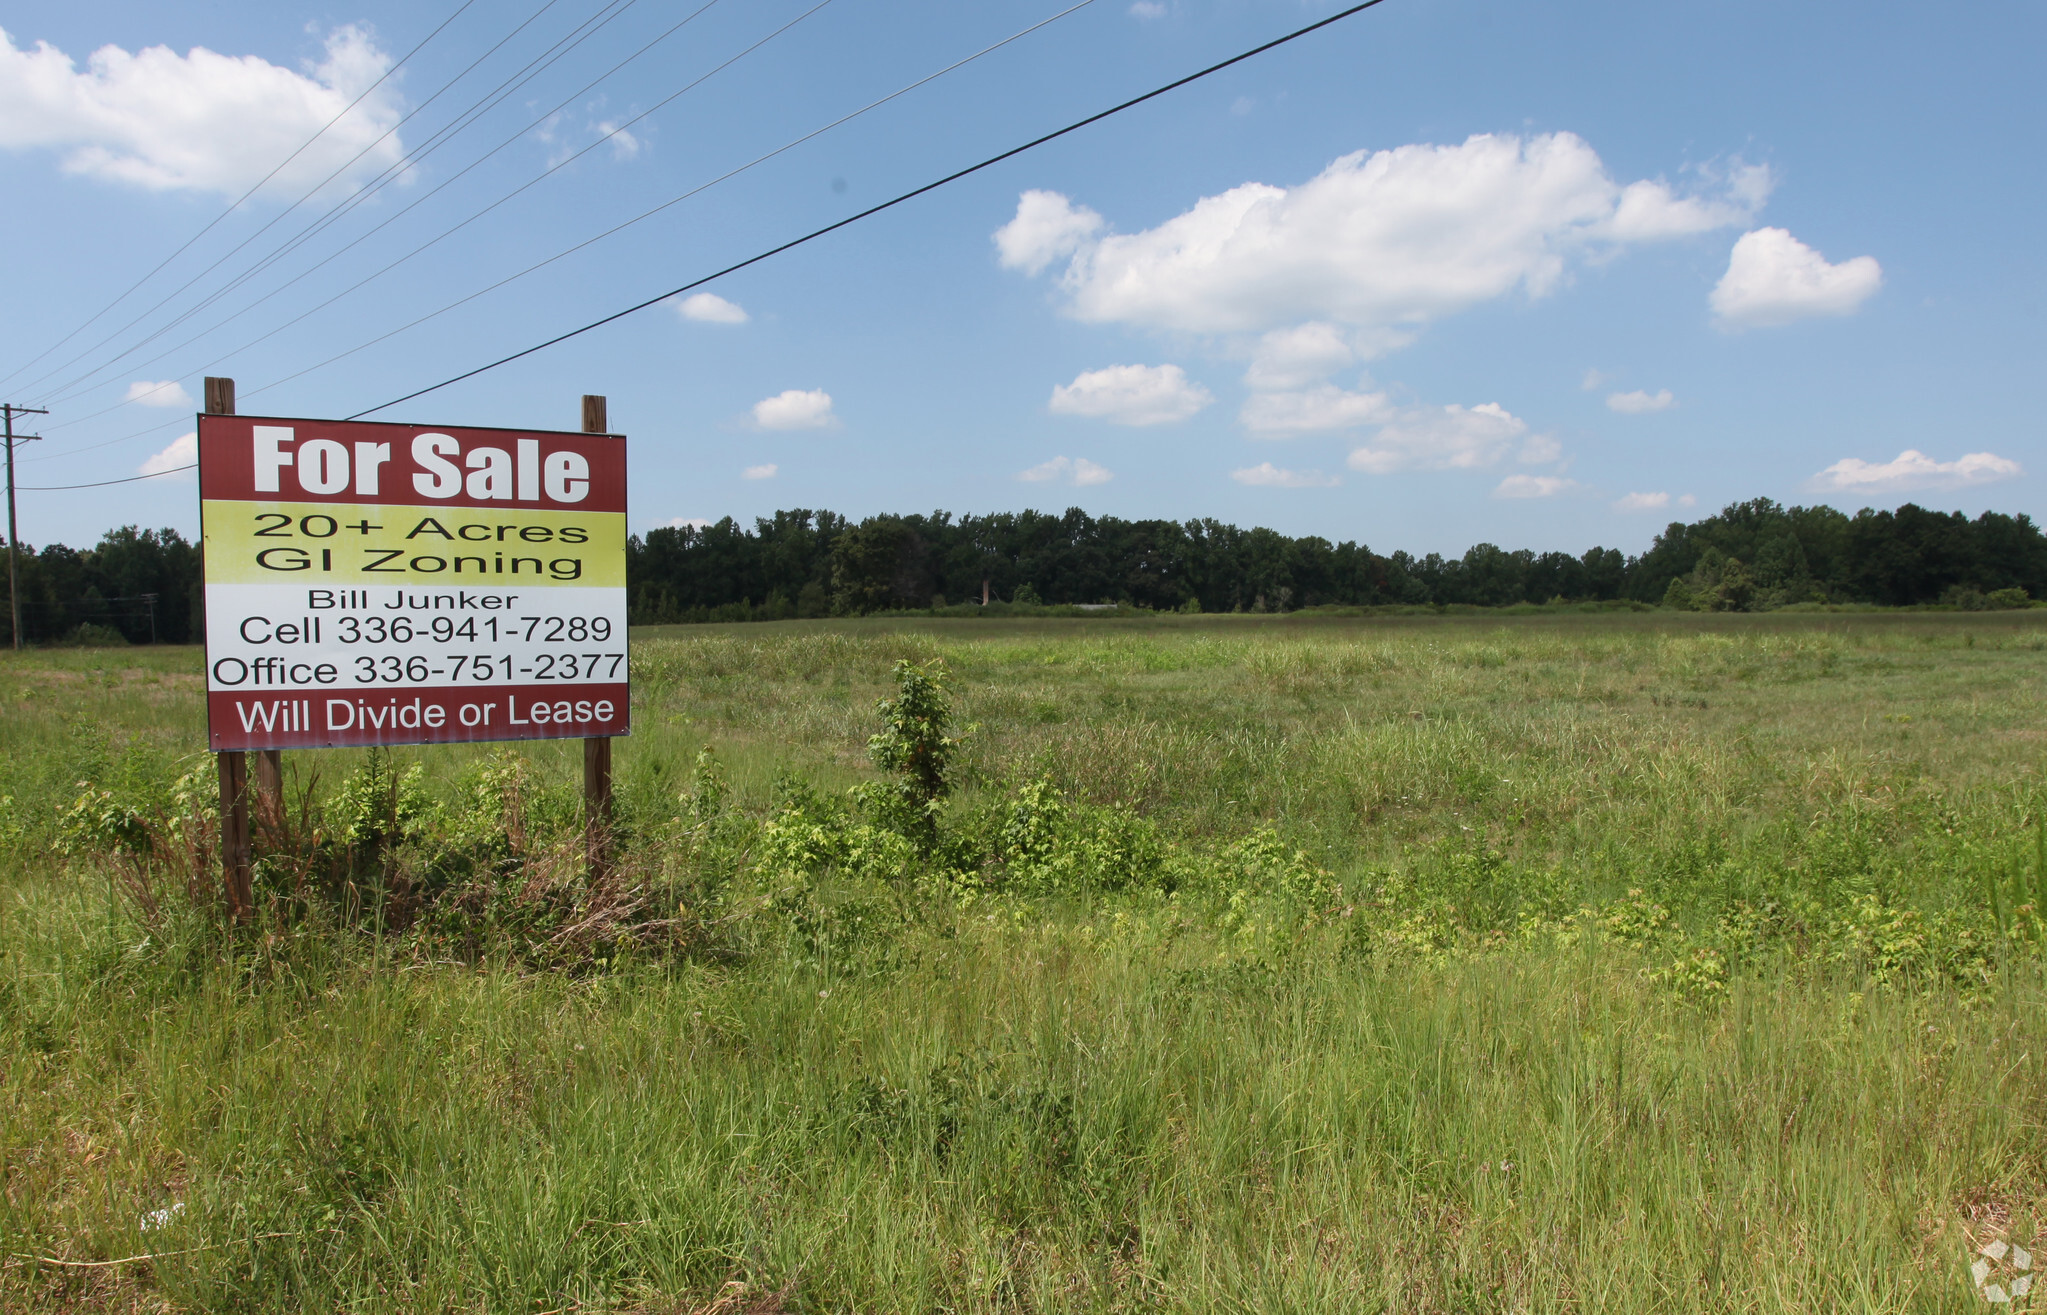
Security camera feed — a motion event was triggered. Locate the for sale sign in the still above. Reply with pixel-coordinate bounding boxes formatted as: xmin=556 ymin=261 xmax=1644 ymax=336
xmin=198 ymin=414 xmax=629 ymax=750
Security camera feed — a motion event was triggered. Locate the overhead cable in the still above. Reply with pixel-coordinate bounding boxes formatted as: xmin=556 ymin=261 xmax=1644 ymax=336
xmin=21 ymin=466 xmax=196 ymax=491
xmin=25 ymin=0 xmax=644 ymax=410
xmin=43 ymin=0 xmax=817 ymax=419
xmin=351 ymin=0 xmax=1392 ymax=418
xmin=23 ymin=0 xmax=1085 ymax=472
xmin=224 ymin=0 xmax=1100 ymax=405
xmin=0 ymin=0 xmax=485 ymax=393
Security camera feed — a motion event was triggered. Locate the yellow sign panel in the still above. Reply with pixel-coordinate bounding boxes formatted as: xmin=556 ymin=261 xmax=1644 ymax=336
xmin=201 ymin=500 xmax=626 ymax=588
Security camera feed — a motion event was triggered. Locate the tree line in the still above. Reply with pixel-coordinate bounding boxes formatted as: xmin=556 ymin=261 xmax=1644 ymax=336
xmin=4 ymin=498 xmax=2041 ymax=645
xmin=629 ymin=500 xmax=2047 ymax=622
xmin=2 ymin=526 xmax=202 ymax=645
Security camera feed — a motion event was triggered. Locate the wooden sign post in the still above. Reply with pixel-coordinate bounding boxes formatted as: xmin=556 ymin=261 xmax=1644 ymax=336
xmin=204 ymin=378 xmax=256 ymax=919
xmin=580 ymin=394 xmax=614 ymax=881
xmin=198 ymin=384 xmax=631 ymax=916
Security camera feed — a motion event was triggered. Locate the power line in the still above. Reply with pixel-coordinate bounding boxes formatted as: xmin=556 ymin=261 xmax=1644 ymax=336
xmin=83 ymin=0 xmax=655 ymax=392
xmin=28 ymin=0 xmax=630 ymax=428
xmin=352 ymin=0 xmax=1393 ymax=419
xmin=17 ymin=415 xmax=184 ymax=467
xmin=20 ymin=0 xmax=1068 ymax=473
xmin=23 ymin=0 xmax=640 ymax=411
xmin=0 ymin=0 xmax=484 ymax=393
xmin=18 ymin=0 xmax=1387 ymax=480
xmin=183 ymin=0 xmax=1096 ymax=409
xmin=19 ymin=466 xmax=195 ymax=491
xmin=40 ymin=0 xmax=799 ymax=420
xmin=13 ymin=0 xmax=600 ymax=405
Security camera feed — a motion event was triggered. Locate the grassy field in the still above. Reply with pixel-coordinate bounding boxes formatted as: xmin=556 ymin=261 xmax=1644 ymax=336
xmin=5 ymin=611 xmax=2047 ymax=1312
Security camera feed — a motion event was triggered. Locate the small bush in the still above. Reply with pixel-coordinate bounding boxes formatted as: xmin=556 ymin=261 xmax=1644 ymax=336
xmin=997 ymin=778 xmax=1171 ymax=896
xmin=52 ymin=622 xmax=129 ymax=646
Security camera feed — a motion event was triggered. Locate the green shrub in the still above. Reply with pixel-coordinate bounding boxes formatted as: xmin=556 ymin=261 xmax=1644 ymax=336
xmin=862 ymin=659 xmax=969 ymax=848
xmin=997 ymin=778 xmax=1170 ymax=896
xmin=52 ymin=622 xmax=129 ymax=647
xmin=330 ymin=751 xmax=436 ymax=855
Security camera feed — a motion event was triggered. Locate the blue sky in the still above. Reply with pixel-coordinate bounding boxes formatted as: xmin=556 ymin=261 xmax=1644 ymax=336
xmin=0 ymin=0 xmax=2038 ymax=556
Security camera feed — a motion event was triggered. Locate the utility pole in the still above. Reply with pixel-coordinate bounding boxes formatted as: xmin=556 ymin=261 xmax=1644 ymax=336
xmin=4 ymin=403 xmax=49 ymax=651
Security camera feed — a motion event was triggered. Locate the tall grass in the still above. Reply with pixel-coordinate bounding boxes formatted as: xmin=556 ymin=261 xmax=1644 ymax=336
xmin=4 ymin=612 xmax=2046 ymax=1311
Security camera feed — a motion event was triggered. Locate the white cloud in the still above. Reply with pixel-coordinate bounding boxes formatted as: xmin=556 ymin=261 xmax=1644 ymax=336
xmin=1129 ymin=1 xmax=1168 ymax=16
xmin=1605 ymin=163 xmax=1772 ymax=241
xmin=1494 ymin=474 xmax=1578 ymax=499
xmin=741 ymin=463 xmax=777 ymax=480
xmin=677 ymin=292 xmax=747 ymax=324
xmin=1003 ymin=133 xmax=1766 ymax=338
xmin=1245 ymin=322 xmax=1355 ymax=390
xmin=0 ymin=26 xmax=403 ymax=197
xmin=138 ymin=430 xmax=195 ymax=477
xmin=1607 ymin=388 xmax=1674 ymax=414
xmin=1680 ymin=494 xmax=1697 ymax=507
xmin=1231 ymin=462 xmax=1339 ymax=488
xmin=1581 ymin=368 xmax=1610 ymax=391
xmin=1017 ymin=455 xmax=1113 ymax=486
xmin=594 ymin=119 xmax=641 ymax=162
xmin=993 ymin=189 xmax=1103 ymax=276
xmin=124 ymin=379 xmax=192 ymax=408
xmin=1347 ymin=402 xmax=1530 ymax=474
xmin=1614 ymin=491 xmax=1671 ymax=511
xmin=1239 ymin=384 xmax=1390 ymax=436
xmin=1048 ymin=363 xmax=1210 ymax=426
xmin=1808 ymin=449 xmax=2021 ymax=495
xmin=1711 ymin=227 xmax=1882 ymax=328
xmin=751 ymin=388 xmax=835 ymax=430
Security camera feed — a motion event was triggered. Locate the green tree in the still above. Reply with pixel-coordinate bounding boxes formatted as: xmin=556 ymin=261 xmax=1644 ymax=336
xmin=865 ymin=660 xmax=965 ymax=847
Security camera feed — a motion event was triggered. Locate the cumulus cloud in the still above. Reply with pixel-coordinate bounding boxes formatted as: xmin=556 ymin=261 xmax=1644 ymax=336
xmin=1048 ymin=364 xmax=1210 ymax=426
xmin=1245 ymin=322 xmax=1355 ymax=390
xmin=1239 ymin=384 xmax=1390 ymax=437
xmin=125 ymin=379 xmax=192 ymax=408
xmin=1494 ymin=474 xmax=1577 ymax=499
xmin=1017 ymin=455 xmax=1113 ymax=486
xmin=1808 ymin=449 xmax=2021 ymax=495
xmin=994 ymin=189 xmax=1103 ymax=276
xmin=1607 ymin=388 xmax=1674 ymax=413
xmin=0 ymin=26 xmax=403 ymax=196
xmin=1581 ymin=368 xmax=1611 ymax=391
xmin=1614 ymin=491 xmax=1670 ymax=511
xmin=1231 ymin=462 xmax=1339 ymax=488
xmin=1346 ymin=402 xmax=1532 ymax=474
xmin=138 ymin=430 xmax=195 ymax=477
xmin=1711 ymin=228 xmax=1882 ymax=328
xmin=751 ymin=389 xmax=835 ymax=430
xmin=1605 ymin=163 xmax=1772 ymax=241
xmin=741 ymin=463 xmax=777 ymax=480
xmin=677 ymin=292 xmax=747 ymax=324
xmin=1001 ymin=133 xmax=1767 ymax=338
